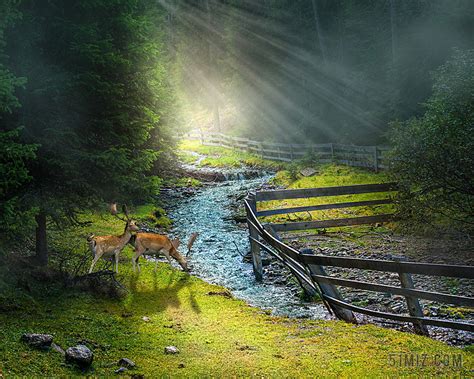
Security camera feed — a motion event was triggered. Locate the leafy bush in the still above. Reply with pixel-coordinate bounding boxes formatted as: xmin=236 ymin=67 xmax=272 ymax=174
xmin=389 ymin=49 xmax=474 ymax=234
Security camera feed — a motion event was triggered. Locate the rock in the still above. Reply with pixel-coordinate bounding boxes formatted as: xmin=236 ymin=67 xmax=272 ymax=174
xmin=115 ymin=367 xmax=128 ymax=374
xmin=300 ymin=167 xmax=318 ymax=177
xmin=164 ymin=346 xmax=180 ymax=355
xmin=21 ymin=333 xmax=53 ymax=349
xmin=118 ymin=358 xmax=136 ymax=368
xmin=178 ymin=363 xmax=185 ymax=369
xmin=65 ymin=345 xmax=93 ymax=368
xmin=142 ymin=316 xmax=151 ymax=322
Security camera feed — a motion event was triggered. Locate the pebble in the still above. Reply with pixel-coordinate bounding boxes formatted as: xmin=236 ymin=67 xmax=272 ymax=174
xmin=165 ymin=346 xmax=180 ymax=354
xmin=118 ymin=358 xmax=136 ymax=368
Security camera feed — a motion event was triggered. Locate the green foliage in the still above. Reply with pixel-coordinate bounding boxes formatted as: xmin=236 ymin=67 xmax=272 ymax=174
xmin=389 ymin=49 xmax=474 ymax=234
xmin=0 ymin=2 xmax=37 ymax=243
xmin=0 ymin=1 xmax=177 ymax=259
xmin=0 ymin=129 xmax=37 ymax=241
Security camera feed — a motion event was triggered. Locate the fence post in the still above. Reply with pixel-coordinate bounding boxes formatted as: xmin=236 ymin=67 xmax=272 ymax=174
xmin=373 ymin=146 xmax=379 ymax=172
xmin=330 ymin=143 xmax=334 ymax=161
xmin=307 ymin=264 xmax=357 ymax=323
xmin=259 ymin=142 xmax=263 ymax=158
xmin=289 ymin=144 xmax=294 ymax=161
xmin=393 ymin=256 xmax=429 ymax=336
xmin=245 ymin=193 xmax=263 ymax=281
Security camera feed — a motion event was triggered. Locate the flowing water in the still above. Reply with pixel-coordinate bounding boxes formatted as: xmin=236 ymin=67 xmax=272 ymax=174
xmin=165 ymin=171 xmax=328 ymax=319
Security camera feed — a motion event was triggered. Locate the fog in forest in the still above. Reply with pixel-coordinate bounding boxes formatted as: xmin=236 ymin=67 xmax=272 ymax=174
xmin=163 ymin=0 xmax=474 ymax=144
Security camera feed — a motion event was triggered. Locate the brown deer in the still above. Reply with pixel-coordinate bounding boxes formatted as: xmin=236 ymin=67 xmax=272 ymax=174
xmin=87 ymin=204 xmax=139 ymax=274
xmin=131 ymin=232 xmax=198 ymax=272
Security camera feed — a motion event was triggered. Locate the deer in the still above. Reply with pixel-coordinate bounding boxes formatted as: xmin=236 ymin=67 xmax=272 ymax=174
xmin=131 ymin=232 xmax=198 ymax=273
xmin=87 ymin=204 xmax=139 ymax=274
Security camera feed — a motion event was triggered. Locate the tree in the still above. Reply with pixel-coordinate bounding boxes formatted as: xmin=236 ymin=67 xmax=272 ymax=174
xmin=4 ymin=0 xmax=174 ymax=264
xmin=0 ymin=1 xmax=37 ymax=245
xmin=390 ymin=49 xmax=474 ymax=233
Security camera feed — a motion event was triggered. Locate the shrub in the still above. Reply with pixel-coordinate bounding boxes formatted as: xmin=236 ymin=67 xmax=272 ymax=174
xmin=389 ymin=49 xmax=474 ymax=234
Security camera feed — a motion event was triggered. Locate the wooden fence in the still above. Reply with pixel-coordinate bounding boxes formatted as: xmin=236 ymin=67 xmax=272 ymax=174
xmin=187 ymin=131 xmax=390 ymax=171
xmin=244 ymin=183 xmax=474 ymax=334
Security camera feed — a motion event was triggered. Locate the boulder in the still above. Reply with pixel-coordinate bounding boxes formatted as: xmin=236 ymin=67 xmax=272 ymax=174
xmin=21 ymin=333 xmax=53 ymax=349
xmin=65 ymin=345 xmax=93 ymax=368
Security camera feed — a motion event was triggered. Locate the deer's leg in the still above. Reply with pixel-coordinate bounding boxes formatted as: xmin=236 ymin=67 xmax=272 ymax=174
xmin=154 ymin=256 xmax=159 ymax=272
xmin=89 ymin=252 xmax=101 ymax=274
xmin=134 ymin=245 xmax=144 ymax=273
xmin=162 ymin=249 xmax=174 ymax=268
xmin=115 ymin=250 xmax=120 ymax=273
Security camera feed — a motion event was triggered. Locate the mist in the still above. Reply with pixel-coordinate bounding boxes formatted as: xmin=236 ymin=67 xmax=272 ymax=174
xmin=163 ymin=0 xmax=474 ymax=144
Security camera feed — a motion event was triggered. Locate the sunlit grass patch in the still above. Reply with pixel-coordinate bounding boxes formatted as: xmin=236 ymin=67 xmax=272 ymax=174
xmin=178 ymin=139 xmax=284 ymax=170
xmin=260 ymin=163 xmax=395 ymax=227
xmin=0 ymin=259 xmax=471 ymax=377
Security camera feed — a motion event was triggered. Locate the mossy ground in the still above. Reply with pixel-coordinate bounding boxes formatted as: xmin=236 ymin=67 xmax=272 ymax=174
xmin=0 ymin=260 xmax=472 ymax=377
xmin=179 ymin=139 xmax=284 ymax=170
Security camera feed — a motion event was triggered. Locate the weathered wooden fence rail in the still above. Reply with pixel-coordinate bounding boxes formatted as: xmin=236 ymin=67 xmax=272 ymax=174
xmin=244 ymin=183 xmax=474 ymax=334
xmin=186 ymin=131 xmax=390 ymax=171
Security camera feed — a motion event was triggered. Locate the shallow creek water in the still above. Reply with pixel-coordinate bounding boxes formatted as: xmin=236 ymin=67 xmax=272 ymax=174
xmin=165 ymin=173 xmax=328 ymax=319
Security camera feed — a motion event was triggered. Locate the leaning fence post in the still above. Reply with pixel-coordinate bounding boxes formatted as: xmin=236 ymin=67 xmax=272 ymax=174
xmin=245 ymin=193 xmax=263 ymax=281
xmin=307 ymin=264 xmax=357 ymax=323
xmin=393 ymin=256 xmax=429 ymax=336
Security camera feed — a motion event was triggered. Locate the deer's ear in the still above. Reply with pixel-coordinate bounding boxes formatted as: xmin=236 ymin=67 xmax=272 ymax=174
xmin=171 ymin=238 xmax=181 ymax=249
xmin=109 ymin=203 xmax=118 ymax=215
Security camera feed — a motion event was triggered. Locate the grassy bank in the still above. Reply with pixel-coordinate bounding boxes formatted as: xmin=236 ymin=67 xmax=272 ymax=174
xmin=260 ymin=164 xmax=394 ymax=229
xmin=0 ymin=258 xmax=472 ymax=377
xmin=179 ymin=139 xmax=284 ymax=170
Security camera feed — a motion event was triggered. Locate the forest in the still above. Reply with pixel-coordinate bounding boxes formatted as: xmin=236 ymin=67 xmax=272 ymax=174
xmin=0 ymin=0 xmax=473 ymax=377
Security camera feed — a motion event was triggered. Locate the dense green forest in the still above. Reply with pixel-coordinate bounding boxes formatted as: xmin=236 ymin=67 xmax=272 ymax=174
xmin=1 ymin=0 xmax=473 ymax=261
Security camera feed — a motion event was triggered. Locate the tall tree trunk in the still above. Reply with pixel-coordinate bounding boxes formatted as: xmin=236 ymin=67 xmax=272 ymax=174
xmin=311 ymin=0 xmax=327 ymax=64
xmin=35 ymin=210 xmax=48 ymax=266
xmin=390 ymin=0 xmax=397 ymax=64
xmin=204 ymin=0 xmax=221 ymax=132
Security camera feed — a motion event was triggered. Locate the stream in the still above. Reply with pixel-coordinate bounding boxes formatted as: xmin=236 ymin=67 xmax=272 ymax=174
xmin=163 ymin=170 xmax=328 ymax=319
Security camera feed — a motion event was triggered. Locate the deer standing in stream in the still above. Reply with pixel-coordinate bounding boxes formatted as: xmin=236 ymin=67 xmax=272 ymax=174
xmin=131 ymin=232 xmax=198 ymax=273
xmin=87 ymin=204 xmax=139 ymax=274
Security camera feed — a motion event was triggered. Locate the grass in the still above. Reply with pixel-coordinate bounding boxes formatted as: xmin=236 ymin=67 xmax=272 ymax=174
xmin=179 ymin=139 xmax=284 ymax=170
xmin=0 ymin=259 xmax=472 ymax=377
xmin=259 ymin=164 xmax=395 ymax=230
xmin=1 ymin=146 xmax=471 ymax=376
